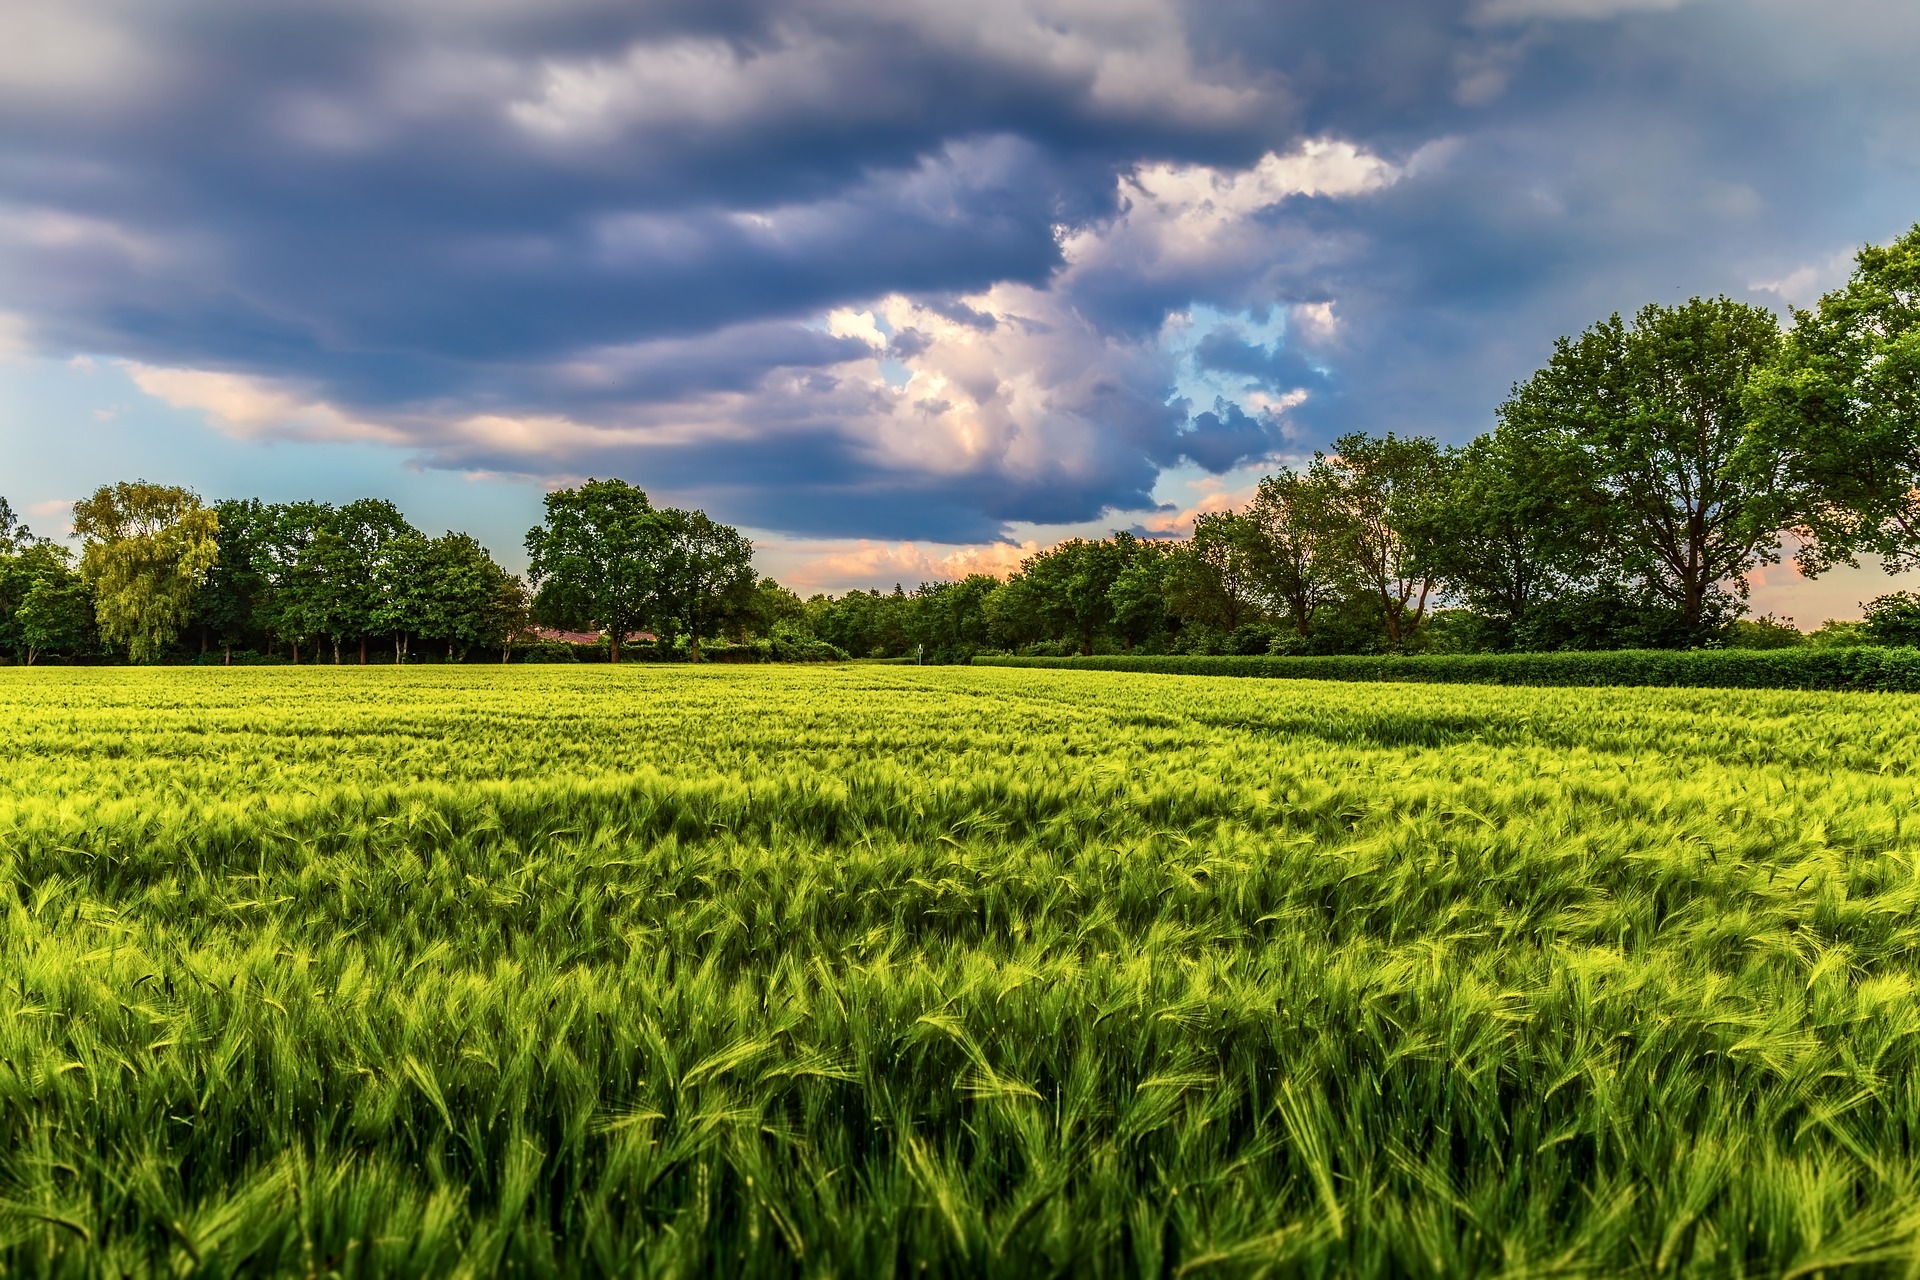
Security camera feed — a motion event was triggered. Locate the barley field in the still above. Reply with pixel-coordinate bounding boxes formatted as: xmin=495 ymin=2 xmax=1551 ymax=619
xmin=3 ymin=666 xmax=1919 ymax=1276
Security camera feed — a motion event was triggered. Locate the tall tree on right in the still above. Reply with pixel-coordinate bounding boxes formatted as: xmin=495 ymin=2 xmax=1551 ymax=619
xmin=524 ymin=478 xmax=660 ymax=663
xmin=1745 ymin=225 xmax=1920 ymax=574
xmin=1500 ymin=297 xmax=1787 ymax=638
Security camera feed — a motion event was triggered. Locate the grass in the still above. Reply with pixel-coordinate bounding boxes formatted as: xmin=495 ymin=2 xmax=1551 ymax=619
xmin=2 ymin=665 xmax=1919 ymax=1275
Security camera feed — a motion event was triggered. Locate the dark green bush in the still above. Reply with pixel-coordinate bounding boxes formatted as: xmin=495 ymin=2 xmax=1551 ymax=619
xmin=515 ymin=640 xmax=583 ymax=663
xmin=975 ymin=646 xmax=1920 ymax=691
xmin=1865 ymin=594 xmax=1920 ymax=648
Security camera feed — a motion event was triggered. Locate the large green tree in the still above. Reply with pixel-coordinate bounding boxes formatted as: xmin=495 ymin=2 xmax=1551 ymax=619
xmin=1106 ymin=534 xmax=1172 ymax=652
xmin=1015 ymin=538 xmax=1125 ymax=656
xmin=72 ymin=481 xmax=220 ymax=662
xmin=18 ymin=562 xmax=96 ymax=665
xmin=372 ymin=530 xmax=433 ymax=663
xmin=1746 ymin=225 xmax=1920 ymax=573
xmin=1244 ymin=471 xmax=1343 ymax=639
xmin=1413 ymin=425 xmax=1595 ymax=647
xmin=2 ymin=526 xmax=94 ymax=665
xmin=908 ymin=574 xmax=1001 ymax=661
xmin=525 ymin=479 xmax=660 ymax=663
xmin=188 ymin=498 xmax=277 ymax=663
xmin=415 ymin=532 xmax=520 ymax=662
xmin=650 ymin=509 xmax=755 ymax=662
xmin=1309 ymin=433 xmax=1453 ymax=648
xmin=1165 ymin=513 xmax=1265 ymax=638
xmin=1503 ymin=297 xmax=1786 ymax=635
xmin=263 ymin=502 xmax=338 ymax=663
xmin=327 ymin=499 xmax=420 ymax=663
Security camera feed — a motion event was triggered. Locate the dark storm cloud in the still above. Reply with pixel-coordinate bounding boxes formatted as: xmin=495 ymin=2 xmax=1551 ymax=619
xmin=2 ymin=0 xmax=1917 ymax=539
xmin=1170 ymin=400 xmax=1289 ymax=474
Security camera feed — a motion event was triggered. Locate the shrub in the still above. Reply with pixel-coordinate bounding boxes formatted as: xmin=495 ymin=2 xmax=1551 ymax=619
xmin=515 ymin=640 xmax=581 ymax=663
xmin=1809 ymin=620 xmax=1871 ymax=648
xmin=974 ymin=646 xmax=1920 ymax=691
xmin=1725 ymin=615 xmax=1806 ymax=649
xmin=1865 ymin=593 xmax=1920 ymax=648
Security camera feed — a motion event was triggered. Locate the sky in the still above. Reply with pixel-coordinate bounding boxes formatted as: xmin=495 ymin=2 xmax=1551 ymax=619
xmin=2 ymin=0 xmax=1918 ymax=620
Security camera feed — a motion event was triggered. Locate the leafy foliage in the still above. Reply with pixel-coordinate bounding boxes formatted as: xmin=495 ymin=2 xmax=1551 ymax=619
xmin=72 ymin=480 xmax=219 ymax=662
xmin=525 ymin=478 xmax=659 ymax=662
xmin=1500 ymin=298 xmax=1787 ymax=636
xmin=649 ymin=508 xmax=756 ymax=662
xmin=1863 ymin=591 xmax=1920 ymax=648
xmin=1748 ymin=224 xmax=1920 ymax=571
xmin=981 ymin=647 xmax=1920 ymax=690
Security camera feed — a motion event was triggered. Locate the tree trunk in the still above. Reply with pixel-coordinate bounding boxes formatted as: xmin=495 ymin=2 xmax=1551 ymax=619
xmin=333 ymin=638 xmax=341 ymax=664
xmin=610 ymin=633 xmax=622 ymax=664
xmin=395 ymin=634 xmax=404 ymax=664
xmin=690 ymin=633 xmax=700 ymax=663
xmin=200 ymin=628 xmax=209 ymax=655
xmin=292 ymin=640 xmax=300 ymax=664
xmin=359 ymin=637 xmax=367 ymax=665
xmin=224 ymin=643 xmax=231 ymax=666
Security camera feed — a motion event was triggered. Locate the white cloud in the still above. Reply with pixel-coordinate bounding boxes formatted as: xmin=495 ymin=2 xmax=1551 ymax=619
xmin=1128 ymin=142 xmax=1401 ymax=224
xmin=0 ymin=2 xmax=145 ymax=102
xmin=507 ymin=0 xmax=1265 ymax=143
xmin=124 ymin=364 xmax=404 ymax=445
xmin=1290 ymin=300 xmax=1339 ymax=344
xmin=0 ymin=202 xmax=166 ymax=267
xmin=1750 ymin=250 xmax=1855 ymax=307
xmin=756 ymin=536 xmax=1041 ymax=593
xmin=1058 ymin=140 xmax=1401 ymax=295
xmin=825 ymin=309 xmax=887 ymax=348
xmin=1473 ymin=0 xmax=1689 ymax=22
xmin=0 ymin=312 xmax=30 ymax=362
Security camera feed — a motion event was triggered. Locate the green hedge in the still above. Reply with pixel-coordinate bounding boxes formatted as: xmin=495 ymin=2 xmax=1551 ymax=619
xmin=973 ymin=647 xmax=1920 ymax=692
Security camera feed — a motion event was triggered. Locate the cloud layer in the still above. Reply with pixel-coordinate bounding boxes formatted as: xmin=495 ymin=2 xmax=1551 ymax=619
xmin=2 ymin=0 xmax=1917 ymax=547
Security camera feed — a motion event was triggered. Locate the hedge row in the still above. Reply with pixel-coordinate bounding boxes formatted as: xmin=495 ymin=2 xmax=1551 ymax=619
xmin=973 ymin=646 xmax=1920 ymax=692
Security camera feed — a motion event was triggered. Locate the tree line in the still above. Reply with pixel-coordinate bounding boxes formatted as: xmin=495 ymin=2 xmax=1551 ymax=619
xmin=796 ymin=226 xmax=1919 ymax=661
xmin=0 ymin=479 xmax=763 ymax=665
xmin=3 ymin=224 xmax=1915 ymax=666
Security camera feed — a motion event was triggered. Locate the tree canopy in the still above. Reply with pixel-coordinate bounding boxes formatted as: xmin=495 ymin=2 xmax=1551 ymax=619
xmin=525 ymin=479 xmax=660 ymax=663
xmin=1501 ymin=298 xmax=1786 ymax=637
xmin=10 ymin=226 xmax=1920 ymax=668
xmin=1748 ymin=224 xmax=1920 ymax=572
xmin=72 ymin=481 xmax=219 ymax=663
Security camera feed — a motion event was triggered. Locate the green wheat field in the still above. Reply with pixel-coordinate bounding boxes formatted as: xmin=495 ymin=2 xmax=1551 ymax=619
xmin=3 ymin=666 xmax=1919 ymax=1276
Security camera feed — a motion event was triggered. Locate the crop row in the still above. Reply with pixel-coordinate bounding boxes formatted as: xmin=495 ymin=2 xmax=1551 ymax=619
xmin=3 ymin=667 xmax=1919 ymax=1274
